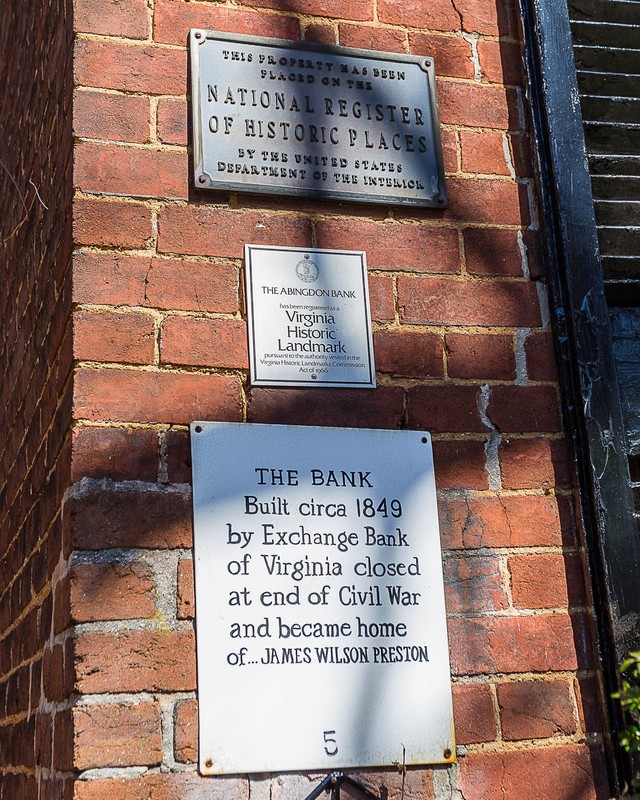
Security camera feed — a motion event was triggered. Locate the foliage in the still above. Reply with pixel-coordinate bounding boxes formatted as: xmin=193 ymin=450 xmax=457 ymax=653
xmin=614 ymin=651 xmax=640 ymax=798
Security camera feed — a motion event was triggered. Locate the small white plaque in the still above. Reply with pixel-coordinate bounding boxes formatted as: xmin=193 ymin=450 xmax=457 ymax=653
xmin=245 ymin=245 xmax=376 ymax=388
xmin=191 ymin=422 xmax=455 ymax=776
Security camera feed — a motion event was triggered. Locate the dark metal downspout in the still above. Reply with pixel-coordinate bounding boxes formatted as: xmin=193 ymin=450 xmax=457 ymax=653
xmin=518 ymin=0 xmax=640 ymax=792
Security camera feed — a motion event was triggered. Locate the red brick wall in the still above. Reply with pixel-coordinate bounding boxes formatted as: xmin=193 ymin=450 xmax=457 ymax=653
xmin=1 ymin=0 xmax=611 ymax=796
xmin=0 ymin=1 xmax=75 ymax=798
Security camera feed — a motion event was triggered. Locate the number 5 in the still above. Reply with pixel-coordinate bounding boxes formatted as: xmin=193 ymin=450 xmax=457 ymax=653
xmin=323 ymin=730 xmax=338 ymax=756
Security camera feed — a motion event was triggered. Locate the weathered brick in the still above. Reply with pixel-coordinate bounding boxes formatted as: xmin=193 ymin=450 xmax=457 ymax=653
xmin=575 ymin=675 xmax=604 ymax=734
xmin=368 ymin=275 xmax=395 ymax=322
xmin=74 ymin=310 xmax=156 ymax=364
xmin=75 ymin=38 xmax=187 ymax=95
xmin=449 ymin=614 xmax=589 ymax=675
xmin=499 ymin=437 xmax=570 ymax=490
xmin=444 ymin=555 xmax=508 ymax=612
xmin=174 ymin=698 xmax=197 ymax=762
xmin=157 ymin=97 xmax=187 ymax=146
xmin=409 ymin=32 xmax=474 ymax=78
xmin=459 ymin=746 xmax=597 ymax=800
xmin=398 ymin=276 xmax=541 ymax=327
xmin=497 ymin=680 xmax=576 ymax=740
xmin=452 ymin=683 xmax=497 ymax=744
xmin=433 ymin=178 xmax=529 ymax=226
xmin=68 ymin=484 xmax=192 ymax=549
xmin=73 ymin=368 xmax=243 ymax=424
xmin=70 ymin=562 xmax=157 ymax=622
xmin=478 ymin=39 xmax=523 ymax=85
xmin=446 ymin=332 xmax=515 ymax=379
xmin=432 ymin=440 xmax=489 ymax=490
xmin=73 ymin=252 xmax=239 ymax=313
xmin=160 ymin=317 xmax=248 ymax=369
xmin=158 ymin=206 xmax=312 ymax=257
xmin=165 ymin=429 xmax=192 ymax=483
xmin=378 ymin=0 xmax=459 ymax=31
xmin=304 ymin=24 xmax=337 ymax=45
xmin=248 ymin=387 xmax=404 ymax=428
xmin=463 ymin=228 xmax=525 ymax=277
xmin=408 ymin=385 xmax=486 ymax=432
xmin=374 ymin=330 xmax=444 ymax=378
xmin=438 ymin=495 xmax=569 ymax=549
xmin=74 ymin=773 xmax=248 ymax=800
xmin=486 ymin=385 xmax=561 ymax=432
xmin=355 ymin=769 xmax=434 ymax=800
xmin=153 ymin=0 xmax=301 ymax=46
xmin=509 ymin=552 xmax=586 ymax=609
xmin=71 ymin=426 xmax=158 ymax=482
xmin=456 ymin=0 xmax=514 ymax=36
xmin=525 ymin=330 xmax=559 ymax=381
xmin=73 ymin=90 xmax=150 ymax=143
xmin=460 ymin=130 xmax=511 ymax=175
xmin=177 ymin=558 xmax=195 ymax=619
xmin=246 ymin=0 xmax=372 ymax=18
xmin=438 ymin=81 xmax=518 ymax=130
xmin=74 ymin=630 xmax=196 ymax=692
xmin=73 ymin=198 xmax=152 ymax=249
xmin=316 ymin=219 xmax=460 ymax=273
xmin=75 ymin=0 xmax=150 ymax=38
xmin=340 ymin=24 xmax=407 ymax=52
xmin=73 ymin=702 xmax=162 ymax=769
xmin=75 ymin=141 xmax=188 ymax=199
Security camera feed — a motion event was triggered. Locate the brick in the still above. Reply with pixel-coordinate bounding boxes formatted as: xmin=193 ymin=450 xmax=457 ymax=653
xmin=158 ymin=206 xmax=312 ymax=258
xmin=70 ymin=562 xmax=157 ymax=622
xmin=432 ymin=440 xmax=488 ymax=489
xmin=409 ymin=32 xmax=475 ymax=78
xmin=497 ymin=680 xmax=576 ymax=740
xmin=374 ymin=330 xmax=444 ymax=377
xmin=74 ymin=630 xmax=196 ymax=693
xmin=575 ymin=675 xmax=604 ymax=733
xmin=355 ymin=770 xmax=433 ymax=800
xmin=74 ymin=310 xmax=155 ymax=364
xmin=438 ymin=495 xmax=569 ymax=549
xmin=177 ymin=558 xmax=195 ymax=619
xmin=153 ymin=0 xmax=301 ymax=46
xmin=250 ymin=0 xmax=372 ymax=18
xmin=248 ymin=387 xmax=405 ymax=428
xmin=73 ymin=703 xmax=162 ymax=769
xmin=448 ymin=614 xmax=589 ymax=675
xmin=75 ymin=0 xmax=150 ymax=38
xmin=460 ymin=130 xmax=511 ymax=176
xmin=441 ymin=128 xmax=459 ymax=174
xmin=525 ymin=331 xmax=558 ymax=381
xmin=464 ymin=228 xmax=524 ymax=277
xmin=478 ymin=40 xmax=523 ymax=85
xmin=399 ymin=276 xmax=541 ymax=327
xmin=75 ymin=141 xmax=188 ymax=199
xmin=73 ymin=368 xmax=243 ymax=424
xmin=459 ymin=746 xmax=597 ymax=800
xmin=316 ymin=219 xmax=460 ymax=273
xmin=451 ymin=683 xmax=497 ymax=744
xmin=75 ymin=39 xmax=187 ymax=95
xmin=368 ymin=275 xmax=395 ymax=322
xmin=73 ymin=252 xmax=239 ymax=313
xmin=408 ymin=385 xmax=486 ymax=432
xmin=165 ymin=429 xmax=192 ymax=483
xmin=446 ymin=333 xmax=515 ymax=379
xmin=71 ymin=426 xmax=158 ymax=482
xmin=378 ymin=0 xmax=459 ymax=31
xmin=444 ymin=555 xmax=508 ymax=612
xmin=73 ymin=198 xmax=152 ymax=249
xmin=486 ymin=385 xmax=560 ymax=432
xmin=441 ymin=178 xmax=529 ymax=226
xmin=340 ymin=24 xmax=407 ymax=52
xmin=510 ymin=133 xmax=535 ymax=179
xmin=157 ymin=97 xmax=187 ymax=146
xmin=499 ymin=437 xmax=570 ymax=490
xmin=438 ymin=81 xmax=517 ymax=130
xmin=456 ymin=0 xmax=514 ymax=36
xmin=161 ymin=317 xmax=248 ymax=369
xmin=73 ymin=90 xmax=150 ymax=143
xmin=174 ymin=698 xmax=197 ymax=762
xmin=74 ymin=773 xmax=248 ymax=800
xmin=68 ymin=484 xmax=192 ymax=549
xmin=509 ymin=553 xmax=586 ymax=609
xmin=304 ymin=24 xmax=337 ymax=45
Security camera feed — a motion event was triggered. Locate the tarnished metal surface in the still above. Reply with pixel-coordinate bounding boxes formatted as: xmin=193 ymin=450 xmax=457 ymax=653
xmin=190 ymin=30 xmax=447 ymax=207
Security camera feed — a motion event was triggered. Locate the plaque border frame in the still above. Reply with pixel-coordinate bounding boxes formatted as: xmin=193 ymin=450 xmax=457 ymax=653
xmin=190 ymin=29 xmax=448 ymax=208
xmin=244 ymin=244 xmax=376 ymax=389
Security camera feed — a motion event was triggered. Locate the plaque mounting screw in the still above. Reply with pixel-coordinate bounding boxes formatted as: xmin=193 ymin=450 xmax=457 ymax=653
xmin=443 ymin=749 xmax=452 ymax=760
xmin=205 ymin=759 xmax=213 ymax=768
xmin=198 ymin=175 xmax=206 ymax=184
xmin=195 ymin=31 xmax=202 ymax=39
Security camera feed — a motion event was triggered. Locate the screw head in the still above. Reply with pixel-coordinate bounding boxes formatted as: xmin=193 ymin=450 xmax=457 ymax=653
xmin=198 ymin=175 xmax=206 ymax=184
xmin=443 ymin=748 xmax=452 ymax=760
xmin=205 ymin=759 xmax=213 ymax=768
xmin=195 ymin=31 xmax=202 ymax=39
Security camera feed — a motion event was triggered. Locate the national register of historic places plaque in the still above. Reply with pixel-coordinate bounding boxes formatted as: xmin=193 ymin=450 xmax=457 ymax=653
xmin=245 ymin=245 xmax=375 ymax=388
xmin=191 ymin=423 xmax=455 ymax=775
xmin=190 ymin=30 xmax=447 ymax=207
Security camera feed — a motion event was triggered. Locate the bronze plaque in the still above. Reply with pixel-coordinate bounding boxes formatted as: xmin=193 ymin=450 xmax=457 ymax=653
xmin=190 ymin=31 xmax=447 ymax=207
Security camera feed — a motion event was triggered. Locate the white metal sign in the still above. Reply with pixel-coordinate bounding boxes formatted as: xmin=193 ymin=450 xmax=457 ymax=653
xmin=245 ymin=245 xmax=376 ymax=388
xmin=191 ymin=422 xmax=455 ymax=775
